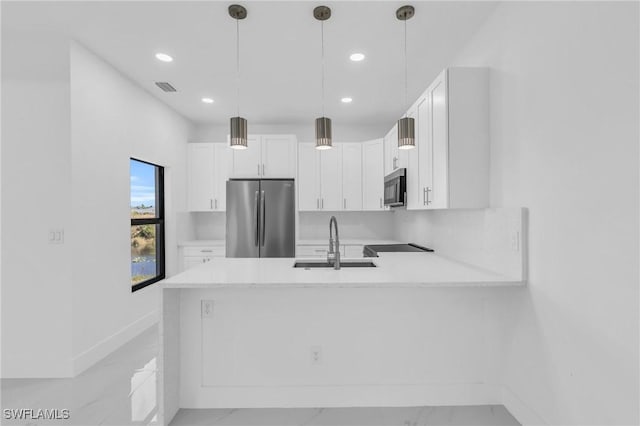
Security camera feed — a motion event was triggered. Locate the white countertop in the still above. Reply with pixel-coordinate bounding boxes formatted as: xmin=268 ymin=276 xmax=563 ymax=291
xmin=161 ymin=252 xmax=523 ymax=289
xmin=297 ymin=239 xmax=402 ymax=246
xmin=179 ymin=239 xmax=402 ymax=247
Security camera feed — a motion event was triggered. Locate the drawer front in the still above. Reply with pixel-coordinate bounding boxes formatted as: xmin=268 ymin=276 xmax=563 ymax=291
xmin=297 ymin=245 xmax=345 ymax=258
xmin=183 ymin=246 xmax=225 ymax=257
xmin=343 ymin=245 xmax=364 ymax=258
xmin=183 ymin=256 xmax=212 ymax=270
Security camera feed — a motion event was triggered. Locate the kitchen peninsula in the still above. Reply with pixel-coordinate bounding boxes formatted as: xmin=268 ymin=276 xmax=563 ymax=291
xmin=158 ymin=251 xmax=525 ymax=425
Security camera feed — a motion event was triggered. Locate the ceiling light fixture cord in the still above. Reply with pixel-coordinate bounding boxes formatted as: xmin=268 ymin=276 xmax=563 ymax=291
xmin=404 ymin=18 xmax=408 ymax=118
xmin=321 ymin=20 xmax=325 ymax=117
xmin=236 ymin=16 xmax=240 ymax=117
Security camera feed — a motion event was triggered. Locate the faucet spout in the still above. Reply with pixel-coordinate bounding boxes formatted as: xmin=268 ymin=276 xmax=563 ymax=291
xmin=328 ymin=216 xmax=340 ymax=270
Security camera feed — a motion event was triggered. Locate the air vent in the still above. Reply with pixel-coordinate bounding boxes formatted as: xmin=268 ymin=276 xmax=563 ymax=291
xmin=155 ymin=82 xmax=176 ymax=92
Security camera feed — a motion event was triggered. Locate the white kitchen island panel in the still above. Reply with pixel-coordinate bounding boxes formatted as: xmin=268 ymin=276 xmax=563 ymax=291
xmin=157 ymin=253 xmax=524 ymax=425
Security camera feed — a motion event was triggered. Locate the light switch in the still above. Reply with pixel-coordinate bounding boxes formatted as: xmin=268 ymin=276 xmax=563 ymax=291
xmin=49 ymin=228 xmax=64 ymax=244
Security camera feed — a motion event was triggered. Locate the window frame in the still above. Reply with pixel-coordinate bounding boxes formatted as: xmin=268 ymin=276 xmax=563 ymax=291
xmin=130 ymin=157 xmax=165 ymax=292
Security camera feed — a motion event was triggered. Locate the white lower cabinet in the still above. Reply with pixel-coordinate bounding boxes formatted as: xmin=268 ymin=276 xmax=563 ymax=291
xmin=296 ymin=244 xmax=344 ymax=258
xmin=296 ymin=244 xmax=363 ymax=258
xmin=343 ymin=244 xmax=364 ymax=258
xmin=181 ymin=246 xmax=225 ymax=271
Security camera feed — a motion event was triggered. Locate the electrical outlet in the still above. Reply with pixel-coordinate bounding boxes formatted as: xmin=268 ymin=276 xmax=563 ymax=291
xmin=510 ymin=231 xmax=520 ymax=252
xmin=48 ymin=229 xmax=64 ymax=244
xmin=310 ymin=346 xmax=322 ymax=365
xmin=201 ymin=300 xmax=214 ymax=318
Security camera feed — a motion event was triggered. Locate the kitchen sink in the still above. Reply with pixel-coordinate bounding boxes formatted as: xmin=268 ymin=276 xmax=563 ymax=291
xmin=293 ymin=261 xmax=376 ymax=268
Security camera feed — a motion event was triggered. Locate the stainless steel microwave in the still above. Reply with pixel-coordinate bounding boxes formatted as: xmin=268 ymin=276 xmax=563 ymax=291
xmin=384 ymin=168 xmax=407 ymax=207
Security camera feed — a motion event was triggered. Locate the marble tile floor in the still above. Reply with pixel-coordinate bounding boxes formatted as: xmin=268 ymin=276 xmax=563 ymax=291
xmin=1 ymin=325 xmax=520 ymax=426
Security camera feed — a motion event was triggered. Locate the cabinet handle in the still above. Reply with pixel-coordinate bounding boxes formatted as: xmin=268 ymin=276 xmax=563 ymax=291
xmin=423 ymin=188 xmax=426 ymax=205
xmin=343 ymin=198 xmax=346 ymax=209
xmin=426 ymin=187 xmax=432 ymax=205
xmin=379 ymin=197 xmax=383 ymax=208
xmin=210 ymin=199 xmax=213 ymax=209
xmin=201 ymin=249 xmax=213 ymax=253
xmin=262 ymin=164 xmax=265 ymax=175
xmin=215 ymin=199 xmax=218 ymax=209
xmin=257 ymin=164 xmax=260 ymax=175
xmin=321 ymin=198 xmax=324 ymax=209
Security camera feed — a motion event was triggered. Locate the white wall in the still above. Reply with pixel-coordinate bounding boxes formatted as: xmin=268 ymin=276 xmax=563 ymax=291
xmin=394 ymin=2 xmax=638 ymax=424
xmin=69 ymin=42 xmax=193 ymax=375
xmin=1 ymin=79 xmax=73 ymax=377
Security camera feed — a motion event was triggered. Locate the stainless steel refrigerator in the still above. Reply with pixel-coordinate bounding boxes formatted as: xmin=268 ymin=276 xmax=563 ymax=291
xmin=226 ymin=179 xmax=295 ymax=257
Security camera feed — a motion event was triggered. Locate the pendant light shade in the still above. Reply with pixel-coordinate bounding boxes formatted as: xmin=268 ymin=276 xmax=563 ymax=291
xmin=229 ymin=4 xmax=248 ymax=149
xmin=397 ymin=117 xmax=415 ymax=150
xmin=315 ymin=117 xmax=332 ymax=150
xmin=396 ymin=5 xmax=415 ymax=150
xmin=230 ymin=116 xmax=248 ymax=149
xmin=314 ymin=6 xmax=333 ymax=150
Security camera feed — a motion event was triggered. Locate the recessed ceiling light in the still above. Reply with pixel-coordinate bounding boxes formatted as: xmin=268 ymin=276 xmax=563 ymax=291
xmin=201 ymin=97 xmax=214 ymax=104
xmin=341 ymin=97 xmax=353 ymax=103
xmin=155 ymin=53 xmax=173 ymax=62
xmin=349 ymin=53 xmax=365 ymax=62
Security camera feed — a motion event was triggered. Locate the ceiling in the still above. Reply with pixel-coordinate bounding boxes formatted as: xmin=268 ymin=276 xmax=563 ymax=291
xmin=2 ymin=1 xmax=499 ymax=127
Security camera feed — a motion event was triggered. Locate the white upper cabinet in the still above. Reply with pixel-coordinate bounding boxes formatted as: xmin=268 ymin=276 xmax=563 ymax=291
xmin=405 ymin=104 xmax=421 ymax=210
xmin=298 ymin=143 xmax=341 ymax=211
xmin=318 ymin=145 xmax=342 ymax=211
xmin=213 ymin=143 xmax=230 ymax=211
xmin=230 ymin=135 xmax=261 ymax=177
xmin=187 ymin=143 xmax=229 ymax=212
xmin=341 ymin=143 xmax=363 ymax=211
xmin=230 ymin=134 xmax=296 ymax=178
xmin=416 ymin=68 xmax=489 ymax=210
xmin=362 ymin=139 xmax=385 ymax=210
xmin=297 ymin=143 xmax=320 ymax=211
xmin=261 ymin=135 xmax=297 ymax=178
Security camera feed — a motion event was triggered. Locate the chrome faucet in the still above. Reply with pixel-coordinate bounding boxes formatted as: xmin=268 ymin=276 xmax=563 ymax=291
xmin=328 ymin=216 xmax=340 ymax=270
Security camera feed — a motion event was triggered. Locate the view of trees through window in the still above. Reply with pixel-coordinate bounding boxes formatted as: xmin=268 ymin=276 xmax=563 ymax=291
xmin=130 ymin=158 xmax=164 ymax=291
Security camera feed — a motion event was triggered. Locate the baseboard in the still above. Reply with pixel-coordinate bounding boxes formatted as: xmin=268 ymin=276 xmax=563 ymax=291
xmin=502 ymin=385 xmax=548 ymax=425
xmin=182 ymin=383 xmax=503 ymax=409
xmin=72 ymin=310 xmax=158 ymax=376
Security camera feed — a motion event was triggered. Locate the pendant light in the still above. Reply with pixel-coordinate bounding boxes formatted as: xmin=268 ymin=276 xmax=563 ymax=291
xmin=314 ymin=6 xmax=332 ymax=150
xmin=397 ymin=5 xmax=415 ymax=150
xmin=229 ymin=4 xmax=248 ymax=149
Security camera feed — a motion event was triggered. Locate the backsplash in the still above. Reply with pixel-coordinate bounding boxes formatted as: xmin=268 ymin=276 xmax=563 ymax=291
xmin=392 ymin=207 xmax=527 ymax=280
xmin=298 ymin=211 xmax=396 ymax=240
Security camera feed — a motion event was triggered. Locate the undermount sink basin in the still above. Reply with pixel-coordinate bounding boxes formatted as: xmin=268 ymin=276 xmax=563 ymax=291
xmin=293 ymin=261 xmax=377 ymax=269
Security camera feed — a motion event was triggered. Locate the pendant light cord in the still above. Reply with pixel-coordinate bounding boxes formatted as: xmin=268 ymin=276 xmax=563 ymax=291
xmin=236 ymin=17 xmax=240 ymax=117
xmin=321 ymin=20 xmax=325 ymax=117
xmin=404 ymin=18 xmax=408 ymax=118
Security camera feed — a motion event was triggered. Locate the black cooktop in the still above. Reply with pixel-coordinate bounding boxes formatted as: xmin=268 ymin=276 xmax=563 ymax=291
xmin=363 ymin=243 xmax=434 ymax=257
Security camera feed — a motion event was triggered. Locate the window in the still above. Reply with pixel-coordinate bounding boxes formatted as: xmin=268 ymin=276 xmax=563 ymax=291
xmin=130 ymin=158 xmax=165 ymax=291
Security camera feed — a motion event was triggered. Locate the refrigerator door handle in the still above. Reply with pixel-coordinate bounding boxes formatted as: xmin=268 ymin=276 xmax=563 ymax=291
xmin=254 ymin=190 xmax=259 ymax=246
xmin=260 ymin=190 xmax=266 ymax=246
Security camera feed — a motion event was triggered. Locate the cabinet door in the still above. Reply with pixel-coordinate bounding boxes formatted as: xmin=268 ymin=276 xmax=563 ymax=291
xmin=362 ymin=139 xmax=385 ymax=210
xmin=405 ymin=105 xmax=420 ymax=210
xmin=319 ymin=145 xmax=341 ymax=211
xmin=341 ymin=143 xmax=363 ymax=211
xmin=417 ymin=96 xmax=432 ymax=209
xmin=187 ymin=143 xmax=215 ymax=211
xmin=230 ymin=135 xmax=261 ymax=177
xmin=261 ymin=135 xmax=296 ymax=178
xmin=429 ymin=71 xmax=449 ymax=209
xmin=213 ymin=144 xmax=230 ymax=211
xmin=297 ymin=143 xmax=320 ymax=211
